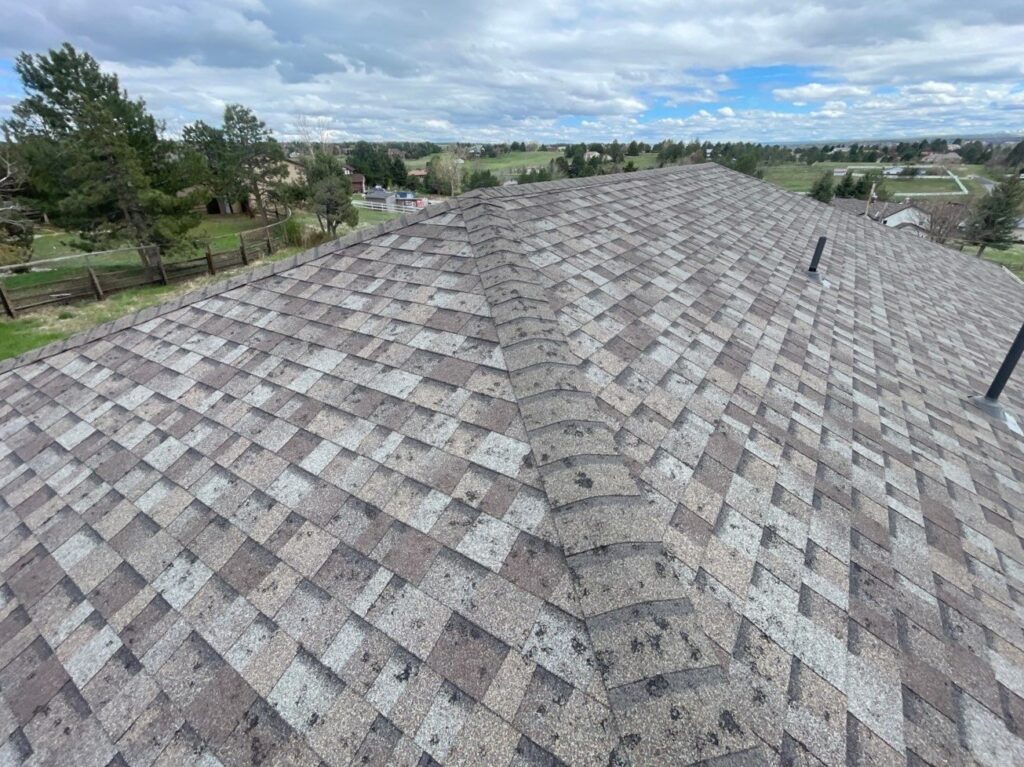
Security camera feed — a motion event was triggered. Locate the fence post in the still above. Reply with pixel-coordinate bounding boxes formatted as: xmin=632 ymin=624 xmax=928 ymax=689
xmin=239 ymin=238 xmax=249 ymax=265
xmin=205 ymin=243 xmax=217 ymax=275
xmin=0 ymin=283 xmax=16 ymax=319
xmin=155 ymin=248 xmax=169 ymax=285
xmin=87 ymin=268 xmax=105 ymax=300
xmin=266 ymin=229 xmax=273 ymax=255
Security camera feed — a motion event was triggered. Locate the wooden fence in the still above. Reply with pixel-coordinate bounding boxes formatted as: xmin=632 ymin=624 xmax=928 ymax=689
xmin=0 ymin=215 xmax=292 ymax=319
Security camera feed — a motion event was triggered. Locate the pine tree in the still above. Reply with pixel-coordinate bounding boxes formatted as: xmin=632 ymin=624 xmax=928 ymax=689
xmin=4 ymin=43 xmax=198 ymax=249
xmin=965 ymin=175 xmax=1024 ymax=255
xmin=809 ymin=172 xmax=833 ymax=202
xmin=222 ymin=105 xmax=286 ymax=222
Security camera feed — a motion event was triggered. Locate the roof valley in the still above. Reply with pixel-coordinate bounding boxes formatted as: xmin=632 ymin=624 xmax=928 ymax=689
xmin=459 ymin=194 xmax=768 ymax=764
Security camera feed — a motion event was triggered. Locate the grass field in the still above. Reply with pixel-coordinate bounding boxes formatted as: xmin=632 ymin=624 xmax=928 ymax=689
xmin=403 ymin=150 xmax=663 ymax=176
xmin=884 ymin=177 xmax=962 ymax=194
xmin=760 ymin=162 xmax=978 ymax=199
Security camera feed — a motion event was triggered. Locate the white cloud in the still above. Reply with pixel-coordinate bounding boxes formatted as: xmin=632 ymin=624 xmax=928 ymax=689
xmin=773 ymin=83 xmax=871 ymax=102
xmin=0 ymin=1 xmax=1022 ymax=142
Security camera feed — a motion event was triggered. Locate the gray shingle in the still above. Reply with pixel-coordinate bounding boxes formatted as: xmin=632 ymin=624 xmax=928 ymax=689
xmin=2 ymin=165 xmax=1023 ymax=765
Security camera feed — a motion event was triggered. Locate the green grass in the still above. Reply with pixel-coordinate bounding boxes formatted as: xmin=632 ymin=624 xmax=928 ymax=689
xmin=0 ymin=318 xmax=68 ymax=360
xmin=0 ymin=242 xmax=310 ymax=362
xmin=760 ymin=162 xmax=851 ymax=192
xmin=885 ymin=177 xmax=962 ymax=195
xmin=980 ymin=242 xmax=1024 ymax=280
xmin=0 ymin=206 xmax=406 ymax=361
xmin=403 ymin=150 xmax=664 ymax=179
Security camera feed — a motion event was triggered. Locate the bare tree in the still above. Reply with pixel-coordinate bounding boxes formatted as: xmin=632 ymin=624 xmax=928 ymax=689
xmin=294 ymin=115 xmax=333 ymax=157
xmin=0 ymin=145 xmax=35 ymax=264
xmin=921 ymin=200 xmax=966 ymax=245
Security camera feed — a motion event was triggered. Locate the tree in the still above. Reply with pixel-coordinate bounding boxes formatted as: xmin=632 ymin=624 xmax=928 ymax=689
xmin=348 ymin=142 xmax=393 ymax=187
xmin=609 ymin=140 xmax=625 ymax=163
xmin=182 ymin=121 xmax=243 ymax=214
xmin=222 ymin=105 xmax=286 ymax=222
xmin=626 ymin=140 xmax=640 ymax=156
xmin=390 ymin=156 xmax=408 ymax=188
xmin=920 ymin=200 xmax=965 ymax=245
xmin=0 ymin=145 xmax=35 ymax=264
xmin=311 ymin=175 xmax=357 ymax=236
xmin=466 ymin=170 xmax=499 ymax=190
xmin=278 ymin=151 xmax=358 ymax=236
xmin=809 ymin=172 xmax=833 ymax=203
xmin=426 ymin=152 xmax=462 ymax=196
xmin=3 ymin=43 xmax=198 ymax=249
xmin=1006 ymin=139 xmax=1024 ymax=171
xmin=965 ymin=175 xmax=1024 ymax=255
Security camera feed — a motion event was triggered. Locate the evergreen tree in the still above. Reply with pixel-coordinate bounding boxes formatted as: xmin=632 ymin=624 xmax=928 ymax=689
xmin=466 ymin=170 xmax=499 ymax=189
xmin=965 ymin=175 xmax=1024 ymax=255
xmin=809 ymin=172 xmax=833 ymax=202
xmin=3 ymin=43 xmax=197 ymax=249
xmin=222 ymin=105 xmax=286 ymax=222
xmin=182 ymin=120 xmax=243 ymax=213
xmin=390 ymin=156 xmax=408 ymax=187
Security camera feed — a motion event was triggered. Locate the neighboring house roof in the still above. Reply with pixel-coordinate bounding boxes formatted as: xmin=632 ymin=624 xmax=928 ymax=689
xmin=831 ymin=196 xmax=923 ymax=222
xmin=2 ymin=164 xmax=1024 ymax=766
xmin=365 ymin=188 xmax=395 ymax=199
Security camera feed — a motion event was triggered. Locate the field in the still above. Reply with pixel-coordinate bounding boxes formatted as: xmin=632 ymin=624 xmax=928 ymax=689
xmin=883 ymin=177 xmax=962 ymax=194
xmin=760 ymin=161 xmax=980 ymax=200
xmin=403 ymin=150 xmax=662 ymax=176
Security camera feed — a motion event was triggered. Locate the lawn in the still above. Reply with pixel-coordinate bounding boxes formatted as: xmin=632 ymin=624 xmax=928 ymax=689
xmin=0 ymin=242 xmax=308 ymax=361
xmin=980 ymin=242 xmax=1024 ymax=280
xmin=884 ymin=177 xmax=963 ymax=195
xmin=0 ymin=205 xmax=406 ymax=361
xmin=404 ymin=149 xmax=664 ymax=179
xmin=760 ymin=162 xmax=850 ymax=192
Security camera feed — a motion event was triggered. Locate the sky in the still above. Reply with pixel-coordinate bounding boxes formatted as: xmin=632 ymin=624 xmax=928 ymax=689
xmin=1 ymin=1 xmax=1022 ymax=144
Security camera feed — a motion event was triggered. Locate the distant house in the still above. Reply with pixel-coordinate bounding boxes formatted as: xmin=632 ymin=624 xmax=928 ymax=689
xmin=833 ymin=168 xmax=848 ymax=177
xmin=583 ymin=151 xmax=611 ymax=162
xmin=395 ymin=190 xmax=426 ymax=210
xmin=365 ymin=187 xmax=397 ymax=209
xmin=921 ymin=151 xmax=962 ymax=164
xmin=346 ymin=172 xmax=366 ymax=194
xmin=832 ymin=197 xmax=933 ymax=236
xmin=407 ymin=169 xmax=429 ymax=179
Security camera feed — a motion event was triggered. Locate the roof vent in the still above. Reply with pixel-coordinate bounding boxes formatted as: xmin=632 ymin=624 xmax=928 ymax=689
xmin=806 ymin=236 xmax=829 ymax=285
xmin=971 ymin=321 xmax=1024 ymax=435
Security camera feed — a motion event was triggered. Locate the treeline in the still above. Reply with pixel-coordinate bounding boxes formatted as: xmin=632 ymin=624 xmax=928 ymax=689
xmin=1 ymin=44 xmax=361 ymax=264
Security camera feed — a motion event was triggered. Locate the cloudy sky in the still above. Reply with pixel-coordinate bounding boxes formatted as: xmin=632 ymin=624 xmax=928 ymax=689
xmin=1 ymin=1 xmax=1022 ymax=143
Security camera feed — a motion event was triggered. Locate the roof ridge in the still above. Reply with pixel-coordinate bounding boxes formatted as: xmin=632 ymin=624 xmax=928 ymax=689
xmin=458 ymin=193 xmax=768 ymax=765
xmin=0 ymin=200 xmax=460 ymax=376
xmin=470 ymin=161 xmax=718 ymax=202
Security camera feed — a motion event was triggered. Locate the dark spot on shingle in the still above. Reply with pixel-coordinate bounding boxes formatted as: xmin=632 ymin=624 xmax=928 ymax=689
xmin=575 ymin=472 xmax=593 ymax=489
xmin=646 ymin=675 xmax=669 ymax=698
xmin=719 ymin=710 xmax=741 ymax=735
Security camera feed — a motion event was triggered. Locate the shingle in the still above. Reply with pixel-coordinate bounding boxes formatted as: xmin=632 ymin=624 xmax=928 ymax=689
xmin=2 ymin=166 xmax=1023 ymax=765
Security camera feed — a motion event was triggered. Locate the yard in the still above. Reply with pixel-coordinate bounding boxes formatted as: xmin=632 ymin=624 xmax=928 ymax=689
xmin=979 ymin=242 xmax=1024 ymax=281
xmin=402 ymin=150 xmax=664 ymax=176
xmin=0 ymin=205 xmax=403 ymax=361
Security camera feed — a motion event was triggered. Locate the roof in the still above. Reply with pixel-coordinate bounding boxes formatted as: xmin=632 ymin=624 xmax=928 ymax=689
xmin=831 ymin=196 xmax=922 ymax=221
xmin=2 ymin=164 xmax=1024 ymax=766
xmin=365 ymin=188 xmax=396 ymax=199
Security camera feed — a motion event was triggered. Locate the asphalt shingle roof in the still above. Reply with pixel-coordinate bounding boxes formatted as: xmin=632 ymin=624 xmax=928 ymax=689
xmin=1 ymin=164 xmax=1023 ymax=766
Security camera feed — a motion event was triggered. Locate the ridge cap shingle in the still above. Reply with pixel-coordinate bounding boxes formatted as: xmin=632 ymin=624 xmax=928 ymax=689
xmin=457 ymin=192 xmax=768 ymax=764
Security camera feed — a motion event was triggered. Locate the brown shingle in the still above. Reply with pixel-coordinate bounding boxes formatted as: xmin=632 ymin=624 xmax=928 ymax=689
xmin=2 ymin=166 xmax=1023 ymax=764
